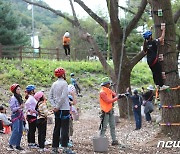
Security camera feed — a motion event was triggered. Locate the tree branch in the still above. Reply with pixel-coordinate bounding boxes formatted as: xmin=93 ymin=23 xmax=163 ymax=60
xmin=130 ymin=51 xmax=146 ymax=67
xmin=174 ymin=9 xmax=180 ymax=24
xmin=107 ymin=0 xmax=123 ymax=37
xmin=118 ymin=5 xmax=147 ymax=22
xmin=126 ymin=0 xmax=147 ymax=38
xmin=22 ymin=0 xmax=77 ymax=26
xmin=74 ymin=0 xmax=108 ymax=33
xmin=69 ymin=0 xmax=79 ymax=23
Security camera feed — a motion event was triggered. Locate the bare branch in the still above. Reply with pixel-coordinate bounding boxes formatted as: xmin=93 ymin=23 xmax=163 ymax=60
xmin=174 ymin=9 xmax=180 ymax=24
xmin=125 ymin=0 xmax=147 ymax=38
xmin=74 ymin=0 xmax=108 ymax=33
xmin=69 ymin=0 xmax=79 ymax=23
xmin=130 ymin=51 xmax=146 ymax=67
xmin=22 ymin=0 xmax=77 ymax=26
xmin=118 ymin=5 xmax=147 ymax=22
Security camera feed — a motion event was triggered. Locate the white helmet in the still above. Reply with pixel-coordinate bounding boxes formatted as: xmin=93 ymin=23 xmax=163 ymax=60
xmin=64 ymin=32 xmax=70 ymax=37
xmin=68 ymin=84 xmax=76 ymax=94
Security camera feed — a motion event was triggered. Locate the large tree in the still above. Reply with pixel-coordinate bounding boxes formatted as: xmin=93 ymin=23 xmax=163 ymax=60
xmin=149 ymin=0 xmax=180 ymax=139
xmin=22 ymin=0 xmax=180 ymax=133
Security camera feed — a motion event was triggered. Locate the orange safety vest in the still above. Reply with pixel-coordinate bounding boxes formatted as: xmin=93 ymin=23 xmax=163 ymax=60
xmin=99 ymin=86 xmax=117 ymax=113
xmin=63 ymin=36 xmax=70 ymax=45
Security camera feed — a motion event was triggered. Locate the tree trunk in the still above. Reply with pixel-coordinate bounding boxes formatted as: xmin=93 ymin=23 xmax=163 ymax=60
xmin=150 ymin=0 xmax=180 ymax=139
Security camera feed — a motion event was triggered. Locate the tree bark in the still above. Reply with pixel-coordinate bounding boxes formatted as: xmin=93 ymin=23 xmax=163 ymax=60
xmin=149 ymin=0 xmax=180 ymax=139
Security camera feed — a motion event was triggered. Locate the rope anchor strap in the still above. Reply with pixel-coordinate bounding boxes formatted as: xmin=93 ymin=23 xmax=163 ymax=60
xmin=165 ymin=70 xmax=178 ymax=75
xmin=159 ymin=104 xmax=180 ymax=109
xmin=160 ymin=123 xmax=180 ymax=126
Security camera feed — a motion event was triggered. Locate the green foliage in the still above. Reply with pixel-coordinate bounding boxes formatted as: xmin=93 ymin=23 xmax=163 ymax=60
xmin=0 ymin=0 xmax=28 ymax=46
xmin=0 ymin=59 xmax=153 ymax=90
xmin=131 ymin=62 xmax=153 ymax=86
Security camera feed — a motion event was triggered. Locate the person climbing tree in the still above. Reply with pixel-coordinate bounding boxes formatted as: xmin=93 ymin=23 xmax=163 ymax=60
xmin=63 ymin=31 xmax=71 ymax=56
xmin=142 ymin=24 xmax=169 ymax=91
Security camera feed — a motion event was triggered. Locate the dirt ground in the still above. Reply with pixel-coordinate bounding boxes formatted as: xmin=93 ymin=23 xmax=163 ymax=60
xmin=0 ymin=87 xmax=179 ymax=154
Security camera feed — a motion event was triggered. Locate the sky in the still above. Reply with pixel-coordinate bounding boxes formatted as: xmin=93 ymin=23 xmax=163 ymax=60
xmin=43 ymin=0 xmax=126 ymax=18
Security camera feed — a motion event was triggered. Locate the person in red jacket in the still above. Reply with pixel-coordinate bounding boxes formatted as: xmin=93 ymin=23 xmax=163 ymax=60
xmin=99 ymin=77 xmax=123 ymax=146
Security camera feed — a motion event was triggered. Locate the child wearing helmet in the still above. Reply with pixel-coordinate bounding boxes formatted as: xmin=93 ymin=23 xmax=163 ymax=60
xmin=49 ymin=67 xmax=75 ymax=154
xmin=24 ymin=85 xmax=38 ymax=148
xmin=142 ymin=25 xmax=169 ymax=90
xmin=34 ymin=91 xmax=49 ymax=152
xmin=63 ymin=31 xmax=71 ymax=56
xmin=8 ymin=84 xmax=24 ymax=151
xmin=0 ymin=105 xmax=12 ymax=133
xmin=70 ymin=73 xmax=82 ymax=97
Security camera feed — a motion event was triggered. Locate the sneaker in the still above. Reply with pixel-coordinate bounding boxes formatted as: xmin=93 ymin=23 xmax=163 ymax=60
xmin=16 ymin=146 xmax=24 ymax=150
xmin=38 ymin=148 xmax=49 ymax=152
xmin=7 ymin=145 xmax=14 ymax=151
xmin=0 ymin=130 xmax=4 ymax=134
xmin=160 ymin=85 xmax=169 ymax=91
xmin=51 ymin=148 xmax=58 ymax=154
xmin=45 ymin=139 xmax=52 ymax=145
xmin=63 ymin=148 xmax=76 ymax=154
xmin=111 ymin=140 xmax=119 ymax=146
xmin=28 ymin=143 xmax=38 ymax=149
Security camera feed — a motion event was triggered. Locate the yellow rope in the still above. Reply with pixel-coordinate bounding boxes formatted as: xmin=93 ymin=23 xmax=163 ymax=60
xmin=160 ymin=123 xmax=180 ymax=126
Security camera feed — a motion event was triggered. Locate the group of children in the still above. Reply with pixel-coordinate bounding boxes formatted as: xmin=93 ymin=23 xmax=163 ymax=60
xmin=0 ymin=72 xmax=79 ymax=153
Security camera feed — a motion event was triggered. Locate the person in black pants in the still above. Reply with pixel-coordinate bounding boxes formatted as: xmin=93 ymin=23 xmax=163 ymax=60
xmin=49 ymin=67 xmax=75 ymax=154
xmin=34 ymin=91 xmax=49 ymax=152
xmin=142 ymin=25 xmax=169 ymax=90
xmin=126 ymin=88 xmax=142 ymax=130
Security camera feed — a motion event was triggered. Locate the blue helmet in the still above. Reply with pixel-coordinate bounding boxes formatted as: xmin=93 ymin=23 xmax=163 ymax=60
xmin=142 ymin=31 xmax=152 ymax=39
xmin=70 ymin=73 xmax=74 ymax=76
xmin=26 ymin=85 xmax=35 ymax=92
xmin=68 ymin=95 xmax=73 ymax=101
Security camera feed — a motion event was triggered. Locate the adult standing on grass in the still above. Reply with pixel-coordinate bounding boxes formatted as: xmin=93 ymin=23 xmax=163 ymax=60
xmin=49 ymin=67 xmax=75 ymax=154
xmin=8 ymin=84 xmax=24 ymax=151
xmin=63 ymin=31 xmax=71 ymax=56
xmin=99 ymin=77 xmax=123 ymax=146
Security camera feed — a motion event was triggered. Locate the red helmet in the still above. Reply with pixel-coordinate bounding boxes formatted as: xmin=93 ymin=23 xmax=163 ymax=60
xmin=10 ymin=84 xmax=19 ymax=93
xmin=54 ymin=67 xmax=65 ymax=77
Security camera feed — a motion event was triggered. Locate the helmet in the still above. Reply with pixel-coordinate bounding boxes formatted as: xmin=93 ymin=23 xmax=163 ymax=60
xmin=147 ymin=85 xmax=154 ymax=91
xmin=68 ymin=84 xmax=76 ymax=94
xmin=101 ymin=77 xmax=110 ymax=86
xmin=68 ymin=95 xmax=73 ymax=101
xmin=54 ymin=67 xmax=65 ymax=77
xmin=70 ymin=73 xmax=74 ymax=77
xmin=34 ymin=91 xmax=44 ymax=102
xmin=10 ymin=84 xmax=19 ymax=93
xmin=64 ymin=32 xmax=70 ymax=37
xmin=142 ymin=31 xmax=152 ymax=39
xmin=26 ymin=85 xmax=35 ymax=92
xmin=133 ymin=89 xmax=138 ymax=95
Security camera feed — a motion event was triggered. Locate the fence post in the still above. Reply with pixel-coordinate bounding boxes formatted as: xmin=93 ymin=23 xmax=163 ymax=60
xmin=39 ymin=47 xmax=41 ymax=58
xmin=0 ymin=43 xmax=2 ymax=59
xmin=56 ymin=47 xmax=60 ymax=61
xmin=19 ymin=46 xmax=23 ymax=61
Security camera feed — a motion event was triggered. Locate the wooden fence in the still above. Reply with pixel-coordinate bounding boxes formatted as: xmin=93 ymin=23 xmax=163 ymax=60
xmin=0 ymin=43 xmax=137 ymax=61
